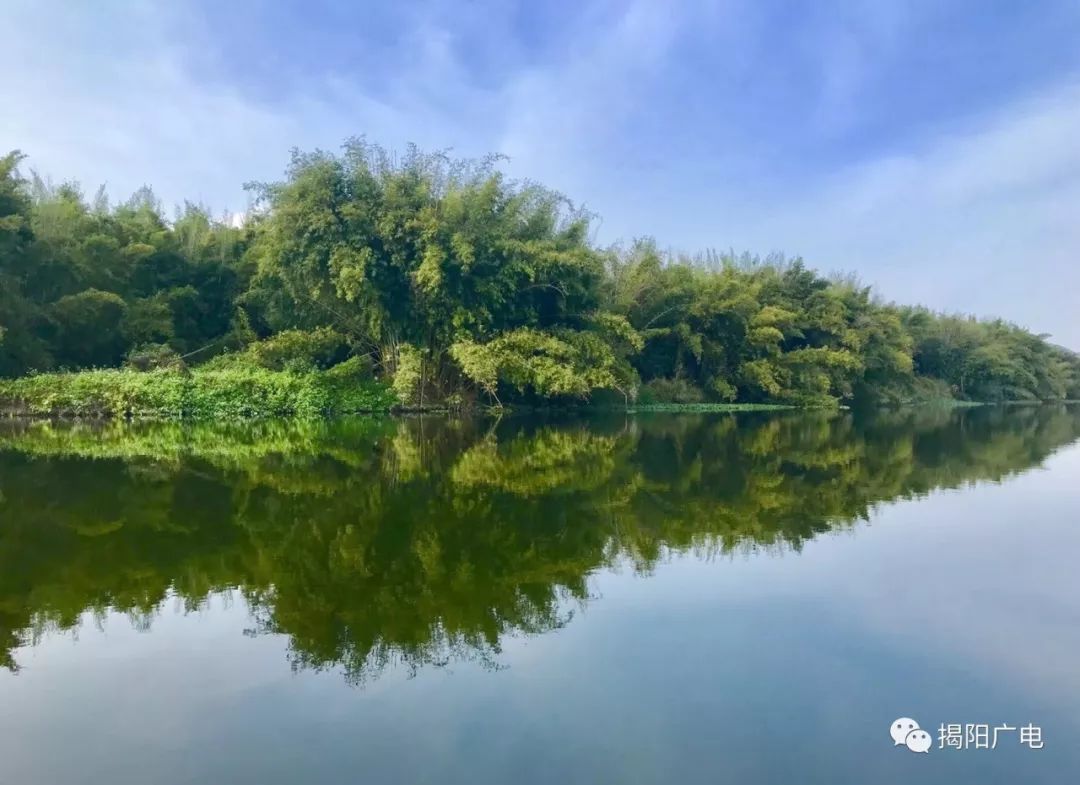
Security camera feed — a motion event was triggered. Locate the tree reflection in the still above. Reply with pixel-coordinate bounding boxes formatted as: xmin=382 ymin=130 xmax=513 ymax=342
xmin=1 ymin=406 xmax=1078 ymax=681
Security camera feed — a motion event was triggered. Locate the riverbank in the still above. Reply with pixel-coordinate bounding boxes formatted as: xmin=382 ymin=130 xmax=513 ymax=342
xmin=0 ymin=367 xmax=806 ymax=419
xmin=3 ymin=368 xmax=1076 ymax=420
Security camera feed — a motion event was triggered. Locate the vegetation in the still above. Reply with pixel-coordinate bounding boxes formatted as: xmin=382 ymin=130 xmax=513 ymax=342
xmin=1 ymin=405 xmax=1078 ymax=678
xmin=2 ymin=144 xmax=1079 ymax=413
xmin=0 ymin=364 xmax=394 ymax=418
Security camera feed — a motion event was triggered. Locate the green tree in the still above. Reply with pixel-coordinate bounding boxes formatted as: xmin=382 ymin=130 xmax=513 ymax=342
xmin=0 ymin=141 xmax=1076 ymax=404
xmin=50 ymin=289 xmax=129 ymax=368
xmin=0 ymin=152 xmax=54 ymax=375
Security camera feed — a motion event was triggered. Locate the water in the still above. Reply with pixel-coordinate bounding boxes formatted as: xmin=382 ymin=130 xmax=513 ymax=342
xmin=1 ymin=406 xmax=1079 ymax=784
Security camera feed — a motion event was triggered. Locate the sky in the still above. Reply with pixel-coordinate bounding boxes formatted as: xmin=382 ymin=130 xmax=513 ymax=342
xmin=4 ymin=0 xmax=1080 ymax=345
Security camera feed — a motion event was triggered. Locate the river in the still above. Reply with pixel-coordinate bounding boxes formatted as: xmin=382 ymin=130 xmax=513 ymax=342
xmin=1 ymin=406 xmax=1078 ymax=784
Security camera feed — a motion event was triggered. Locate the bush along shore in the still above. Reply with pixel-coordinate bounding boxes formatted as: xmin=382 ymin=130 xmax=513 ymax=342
xmin=3 ymin=141 xmax=1080 ymax=418
xmin=0 ymin=362 xmax=396 ymax=419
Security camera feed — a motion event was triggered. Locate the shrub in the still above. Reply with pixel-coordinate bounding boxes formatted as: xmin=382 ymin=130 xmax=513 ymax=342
xmin=244 ymin=327 xmax=349 ymax=371
xmin=391 ymin=344 xmax=423 ymax=406
xmin=0 ymin=366 xmax=396 ymax=419
xmin=124 ymin=343 xmax=186 ymax=372
xmin=324 ymin=354 xmax=374 ymax=381
xmin=50 ymin=289 xmax=129 ymax=368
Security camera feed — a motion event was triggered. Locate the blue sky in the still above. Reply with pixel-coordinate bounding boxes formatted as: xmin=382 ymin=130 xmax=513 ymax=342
xmin=5 ymin=0 xmax=1080 ymax=345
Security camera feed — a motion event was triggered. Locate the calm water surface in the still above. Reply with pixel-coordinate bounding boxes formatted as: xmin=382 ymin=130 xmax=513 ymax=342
xmin=1 ymin=407 xmax=1079 ymax=784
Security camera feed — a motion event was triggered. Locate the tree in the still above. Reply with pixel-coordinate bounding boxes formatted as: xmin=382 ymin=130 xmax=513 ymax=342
xmin=0 ymin=141 xmax=1075 ymax=404
xmin=50 ymin=289 xmax=129 ymax=368
xmin=0 ymin=152 xmax=53 ymax=375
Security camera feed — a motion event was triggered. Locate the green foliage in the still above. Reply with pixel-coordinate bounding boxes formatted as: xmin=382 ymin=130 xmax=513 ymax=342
xmin=50 ymin=288 xmax=129 ymax=367
xmin=391 ymin=344 xmax=424 ymax=406
xmin=1 ymin=143 xmax=1078 ymax=408
xmin=122 ymin=295 xmax=175 ymax=347
xmin=0 ymin=366 xmax=395 ymax=418
xmin=1 ymin=152 xmax=53 ymax=376
xmin=243 ymin=326 xmax=349 ymax=372
xmin=324 ymin=354 xmax=375 ymax=382
xmin=450 ymin=327 xmax=633 ymax=402
xmin=0 ymin=160 xmax=251 ymax=376
xmin=639 ymin=377 xmax=705 ymax=404
xmin=123 ymin=343 xmax=185 ymax=372
xmin=903 ymin=308 xmax=1080 ymax=403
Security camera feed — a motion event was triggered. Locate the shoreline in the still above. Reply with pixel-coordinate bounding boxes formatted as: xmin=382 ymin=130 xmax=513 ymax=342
xmin=3 ymin=398 xmax=1077 ymax=423
xmin=4 ymin=367 xmax=1077 ymax=422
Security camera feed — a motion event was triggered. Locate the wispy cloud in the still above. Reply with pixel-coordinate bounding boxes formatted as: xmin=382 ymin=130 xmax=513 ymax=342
xmin=494 ymin=0 xmax=690 ymax=192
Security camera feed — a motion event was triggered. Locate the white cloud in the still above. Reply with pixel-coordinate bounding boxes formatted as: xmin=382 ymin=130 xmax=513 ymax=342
xmin=492 ymin=0 xmax=689 ymax=197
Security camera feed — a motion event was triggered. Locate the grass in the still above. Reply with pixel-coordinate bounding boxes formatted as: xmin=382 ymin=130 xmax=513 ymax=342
xmin=0 ymin=365 xmax=397 ymax=419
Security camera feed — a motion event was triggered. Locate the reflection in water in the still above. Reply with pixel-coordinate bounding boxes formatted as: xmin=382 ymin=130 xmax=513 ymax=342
xmin=1 ymin=406 xmax=1078 ymax=682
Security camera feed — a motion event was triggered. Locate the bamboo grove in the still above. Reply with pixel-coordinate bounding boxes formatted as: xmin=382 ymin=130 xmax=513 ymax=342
xmin=2 ymin=142 xmax=1078 ymax=409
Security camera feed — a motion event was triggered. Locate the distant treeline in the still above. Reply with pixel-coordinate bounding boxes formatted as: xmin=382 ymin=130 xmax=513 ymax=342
xmin=2 ymin=143 xmax=1078 ymax=407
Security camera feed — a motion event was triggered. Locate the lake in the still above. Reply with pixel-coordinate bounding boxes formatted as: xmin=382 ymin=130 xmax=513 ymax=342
xmin=1 ymin=406 xmax=1079 ymax=784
